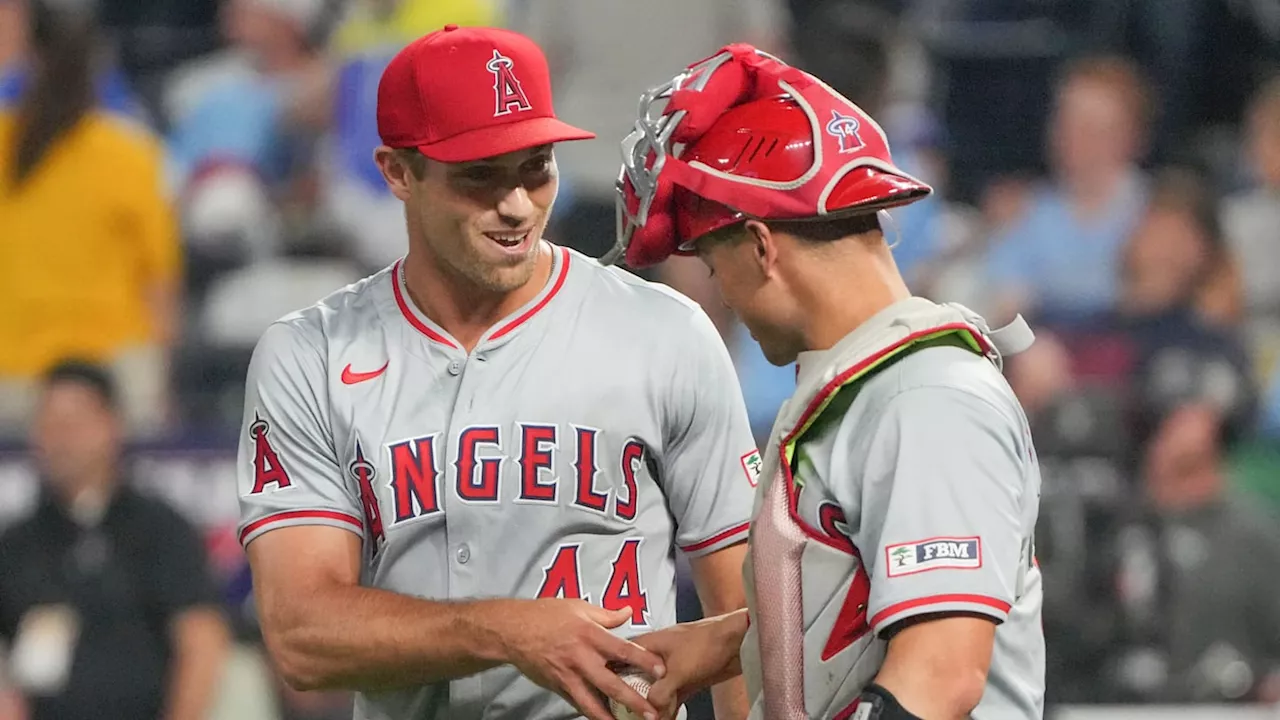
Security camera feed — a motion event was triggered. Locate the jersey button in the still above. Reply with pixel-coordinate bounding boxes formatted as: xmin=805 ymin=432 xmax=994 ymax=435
xmin=456 ymin=544 xmax=471 ymax=564
xmin=448 ymin=360 xmax=463 ymax=376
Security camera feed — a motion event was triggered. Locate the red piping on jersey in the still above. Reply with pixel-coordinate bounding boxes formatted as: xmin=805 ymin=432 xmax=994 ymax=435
xmin=391 ymin=261 xmax=460 ymax=348
xmin=239 ymin=510 xmax=364 ymax=545
xmin=490 ymin=246 xmax=572 ymax=340
xmin=779 ymin=323 xmax=993 ymax=553
xmin=869 ymin=593 xmax=1012 ymax=629
xmin=680 ymin=521 xmax=750 ymax=553
xmin=391 ymin=247 xmax=571 ymax=347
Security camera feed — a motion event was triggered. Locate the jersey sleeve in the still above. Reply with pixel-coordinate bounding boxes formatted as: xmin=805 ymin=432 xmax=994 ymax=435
xmin=236 ymin=320 xmax=365 ymax=548
xmin=660 ymin=307 xmax=760 ymax=557
xmin=849 ymin=385 xmax=1031 ymax=633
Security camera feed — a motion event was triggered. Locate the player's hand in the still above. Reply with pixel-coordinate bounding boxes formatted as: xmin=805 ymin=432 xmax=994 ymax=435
xmin=631 ymin=611 xmax=747 ymax=720
xmin=495 ymin=599 xmax=665 ymax=720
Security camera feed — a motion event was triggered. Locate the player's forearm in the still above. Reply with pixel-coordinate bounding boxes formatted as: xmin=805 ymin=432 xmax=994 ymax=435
xmin=710 ymin=675 xmax=750 ymax=720
xmin=712 ymin=608 xmax=749 ymax=681
xmin=688 ymin=544 xmax=750 ymax=690
xmin=688 ymin=608 xmax=750 ymax=693
xmin=872 ymin=617 xmax=992 ymax=719
xmin=267 ymin=585 xmax=518 ymax=692
xmin=872 ymin=667 xmax=984 ymax=720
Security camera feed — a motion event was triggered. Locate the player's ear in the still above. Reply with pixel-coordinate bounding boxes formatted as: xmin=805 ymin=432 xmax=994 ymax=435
xmin=373 ymin=145 xmax=415 ymax=202
xmin=743 ymin=219 xmax=779 ymax=278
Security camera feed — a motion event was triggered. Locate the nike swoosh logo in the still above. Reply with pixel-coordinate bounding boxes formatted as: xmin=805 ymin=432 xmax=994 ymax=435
xmin=341 ymin=361 xmax=389 ymax=385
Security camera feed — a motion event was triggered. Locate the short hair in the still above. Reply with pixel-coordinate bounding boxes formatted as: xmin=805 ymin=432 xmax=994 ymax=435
xmin=42 ymin=359 xmax=117 ymax=410
xmin=770 ymin=212 xmax=882 ymax=242
xmin=394 ymin=148 xmax=429 ymax=181
xmin=1057 ymin=54 xmax=1153 ymax=133
xmin=697 ymin=211 xmax=883 ymax=249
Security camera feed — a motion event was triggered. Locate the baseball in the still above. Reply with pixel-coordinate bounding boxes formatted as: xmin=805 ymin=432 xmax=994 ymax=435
xmin=608 ymin=669 xmax=653 ymax=720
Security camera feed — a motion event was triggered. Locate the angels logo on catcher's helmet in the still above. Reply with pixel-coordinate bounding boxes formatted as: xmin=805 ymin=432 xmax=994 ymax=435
xmin=826 ymin=110 xmax=866 ymax=154
xmin=602 ymin=44 xmax=932 ymax=269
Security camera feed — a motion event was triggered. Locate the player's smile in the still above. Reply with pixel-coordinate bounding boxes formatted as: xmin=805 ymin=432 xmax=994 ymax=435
xmin=481 ymin=227 xmax=537 ymax=257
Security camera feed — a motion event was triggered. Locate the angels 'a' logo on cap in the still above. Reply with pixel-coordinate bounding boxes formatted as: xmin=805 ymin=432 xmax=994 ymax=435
xmin=826 ymin=110 xmax=865 ymax=154
xmin=487 ymin=49 xmax=532 ymax=117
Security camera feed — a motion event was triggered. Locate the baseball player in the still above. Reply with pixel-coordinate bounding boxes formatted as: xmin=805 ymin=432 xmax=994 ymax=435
xmin=235 ymin=26 xmax=760 ymax=720
xmin=600 ymin=45 xmax=1046 ymax=719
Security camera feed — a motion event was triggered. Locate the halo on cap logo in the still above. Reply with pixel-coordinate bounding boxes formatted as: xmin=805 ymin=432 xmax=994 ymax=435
xmin=826 ymin=110 xmax=865 ymax=154
xmin=488 ymin=49 xmax=532 ymax=117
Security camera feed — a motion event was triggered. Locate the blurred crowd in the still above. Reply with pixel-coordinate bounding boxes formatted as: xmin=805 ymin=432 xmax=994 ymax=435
xmin=1 ymin=0 xmax=1279 ymax=718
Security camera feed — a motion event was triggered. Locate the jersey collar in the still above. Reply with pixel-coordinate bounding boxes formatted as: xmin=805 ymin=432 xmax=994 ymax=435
xmin=392 ymin=242 xmax=572 ymax=351
xmin=794 ymin=296 xmax=936 ymax=389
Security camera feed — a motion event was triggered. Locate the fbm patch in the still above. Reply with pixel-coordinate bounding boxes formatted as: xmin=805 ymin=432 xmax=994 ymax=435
xmin=884 ymin=537 xmax=981 ymax=577
xmin=740 ymin=450 xmax=763 ymax=487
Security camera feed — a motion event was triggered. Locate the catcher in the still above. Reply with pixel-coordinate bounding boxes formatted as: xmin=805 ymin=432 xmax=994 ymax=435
xmin=599 ymin=45 xmax=1047 ymax=720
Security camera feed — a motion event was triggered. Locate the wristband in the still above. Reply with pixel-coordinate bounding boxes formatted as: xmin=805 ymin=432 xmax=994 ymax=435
xmin=844 ymin=683 xmax=923 ymax=720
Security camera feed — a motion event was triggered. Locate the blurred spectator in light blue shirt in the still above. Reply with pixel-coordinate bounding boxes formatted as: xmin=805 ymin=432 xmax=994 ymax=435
xmin=165 ymin=0 xmax=336 ymax=190
xmin=163 ymin=0 xmax=339 ymax=264
xmin=981 ymin=56 xmax=1152 ymax=329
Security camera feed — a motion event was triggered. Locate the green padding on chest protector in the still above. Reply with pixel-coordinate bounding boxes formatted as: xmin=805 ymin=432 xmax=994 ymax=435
xmin=784 ymin=330 xmax=985 ymax=480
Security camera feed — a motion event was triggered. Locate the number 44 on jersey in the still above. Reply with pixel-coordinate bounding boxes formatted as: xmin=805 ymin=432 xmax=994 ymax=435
xmin=536 ymin=538 xmax=650 ymax=627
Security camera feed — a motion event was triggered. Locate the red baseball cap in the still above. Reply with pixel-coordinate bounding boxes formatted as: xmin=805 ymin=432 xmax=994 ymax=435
xmin=377 ymin=25 xmax=595 ymax=163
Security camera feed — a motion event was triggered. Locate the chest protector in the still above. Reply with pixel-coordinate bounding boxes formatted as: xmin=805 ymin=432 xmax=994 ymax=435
xmin=740 ymin=298 xmax=1034 ymax=720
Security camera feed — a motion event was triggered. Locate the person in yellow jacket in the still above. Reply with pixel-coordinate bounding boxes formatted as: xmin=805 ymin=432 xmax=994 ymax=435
xmin=332 ymin=0 xmax=501 ymax=56
xmin=0 ymin=0 xmax=181 ymax=437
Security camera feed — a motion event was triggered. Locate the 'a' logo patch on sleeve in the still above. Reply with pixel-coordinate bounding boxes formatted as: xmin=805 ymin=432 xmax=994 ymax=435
xmin=740 ymin=450 xmax=763 ymax=487
xmin=884 ymin=537 xmax=982 ymax=577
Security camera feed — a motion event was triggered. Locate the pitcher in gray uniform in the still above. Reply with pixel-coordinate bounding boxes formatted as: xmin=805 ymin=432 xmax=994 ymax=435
xmin=235 ymin=26 xmax=760 ymax=720
xmin=602 ymin=45 xmax=1046 ymax=720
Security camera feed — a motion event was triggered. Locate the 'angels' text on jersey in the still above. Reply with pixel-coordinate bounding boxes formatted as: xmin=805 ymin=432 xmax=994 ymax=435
xmin=237 ymin=246 xmax=758 ymax=720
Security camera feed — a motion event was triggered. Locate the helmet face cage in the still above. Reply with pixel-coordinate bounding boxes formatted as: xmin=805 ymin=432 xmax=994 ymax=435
xmin=603 ymin=49 xmax=752 ymax=266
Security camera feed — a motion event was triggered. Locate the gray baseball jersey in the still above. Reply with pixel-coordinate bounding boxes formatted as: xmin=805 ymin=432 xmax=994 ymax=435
xmin=740 ymin=297 xmax=1045 ymax=719
xmin=236 ymin=244 xmax=760 ymax=720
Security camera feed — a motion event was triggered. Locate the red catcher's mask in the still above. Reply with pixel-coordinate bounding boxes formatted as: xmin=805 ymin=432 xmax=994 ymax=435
xmin=606 ymin=44 xmax=932 ymax=269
